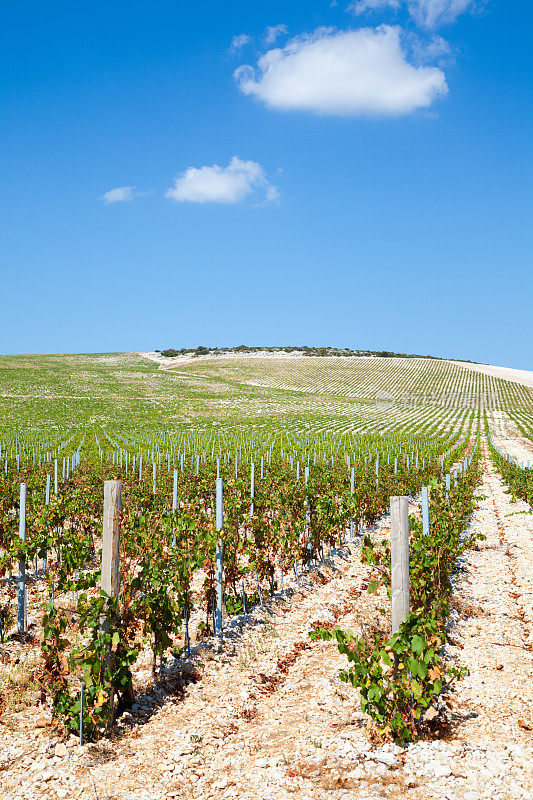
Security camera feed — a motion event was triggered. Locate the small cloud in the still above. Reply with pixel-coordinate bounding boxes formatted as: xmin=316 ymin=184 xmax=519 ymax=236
xmin=265 ymin=184 xmax=281 ymax=203
xmin=229 ymin=33 xmax=252 ymax=54
xmin=347 ymin=0 xmax=400 ymax=15
xmin=264 ymin=24 xmax=288 ymax=44
xmin=407 ymin=0 xmax=481 ymax=29
xmin=347 ymin=0 xmax=483 ymax=27
xmin=101 ymin=186 xmax=142 ymax=204
xmin=234 ymin=26 xmax=448 ymax=117
xmin=165 ymin=156 xmax=280 ymax=205
xmin=411 ymin=33 xmax=453 ymax=62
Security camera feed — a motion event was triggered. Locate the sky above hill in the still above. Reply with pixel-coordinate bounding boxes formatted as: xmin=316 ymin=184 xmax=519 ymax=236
xmin=1 ymin=1 xmax=532 ymax=367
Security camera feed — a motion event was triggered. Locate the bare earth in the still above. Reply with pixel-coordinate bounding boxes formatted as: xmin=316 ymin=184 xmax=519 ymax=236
xmin=488 ymin=411 xmax=533 ymax=463
xmin=446 ymin=361 xmax=533 ymax=391
xmin=141 ymin=351 xmax=533 ymax=392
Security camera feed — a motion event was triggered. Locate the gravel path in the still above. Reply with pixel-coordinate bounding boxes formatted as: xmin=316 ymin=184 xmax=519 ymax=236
xmin=488 ymin=411 xmax=533 ymax=463
xmin=1 ymin=447 xmax=532 ymax=800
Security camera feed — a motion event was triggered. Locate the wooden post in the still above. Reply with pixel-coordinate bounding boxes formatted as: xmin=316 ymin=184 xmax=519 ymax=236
xmin=101 ymin=481 xmax=122 ymax=600
xmin=100 ymin=480 xmax=123 ymax=726
xmin=390 ymin=496 xmax=409 ymax=634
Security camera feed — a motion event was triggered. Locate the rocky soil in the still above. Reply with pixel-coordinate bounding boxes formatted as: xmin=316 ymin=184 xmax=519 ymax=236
xmin=488 ymin=411 xmax=533 ymax=463
xmin=0 ymin=444 xmax=532 ymax=800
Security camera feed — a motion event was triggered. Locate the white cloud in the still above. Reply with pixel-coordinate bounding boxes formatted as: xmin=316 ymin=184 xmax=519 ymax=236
xmin=229 ymin=33 xmax=252 ymax=54
xmin=407 ymin=0 xmax=478 ymax=28
xmin=347 ymin=0 xmax=481 ymax=27
xmin=165 ymin=156 xmax=279 ymax=204
xmin=264 ymin=24 xmax=288 ymax=44
xmin=234 ymin=26 xmax=447 ymax=117
xmin=412 ymin=33 xmax=452 ymax=61
xmin=101 ymin=186 xmax=140 ymax=204
xmin=348 ymin=0 xmax=400 ymax=15
xmin=265 ymin=184 xmax=281 ymax=203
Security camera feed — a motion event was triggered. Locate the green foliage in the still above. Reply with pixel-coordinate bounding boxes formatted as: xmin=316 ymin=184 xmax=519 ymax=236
xmin=312 ymin=608 xmax=468 ymax=744
xmin=485 ymin=415 xmax=533 ymax=505
xmin=41 ymin=594 xmax=138 ymax=739
xmin=313 ymin=439 xmax=482 ymax=742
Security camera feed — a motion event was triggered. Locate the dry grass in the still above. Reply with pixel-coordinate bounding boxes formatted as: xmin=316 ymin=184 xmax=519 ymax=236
xmin=237 ymin=623 xmax=280 ymax=668
xmin=286 ymin=755 xmax=417 ymax=795
xmin=449 ymin=596 xmax=485 ymax=618
xmin=0 ymin=646 xmax=41 ymax=715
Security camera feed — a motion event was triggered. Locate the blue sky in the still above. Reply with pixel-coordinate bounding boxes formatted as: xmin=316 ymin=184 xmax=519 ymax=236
xmin=1 ymin=1 xmax=532 ymax=367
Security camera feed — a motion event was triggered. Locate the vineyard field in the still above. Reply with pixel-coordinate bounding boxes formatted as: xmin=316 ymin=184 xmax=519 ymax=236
xmin=0 ymin=351 xmax=531 ymax=800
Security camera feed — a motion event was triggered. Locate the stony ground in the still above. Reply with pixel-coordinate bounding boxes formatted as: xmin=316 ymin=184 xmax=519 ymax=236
xmin=0 ymin=442 xmax=532 ymax=800
xmin=489 ymin=411 xmax=533 ymax=463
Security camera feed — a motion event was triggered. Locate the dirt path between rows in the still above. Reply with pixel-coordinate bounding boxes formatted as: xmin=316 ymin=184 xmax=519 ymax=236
xmin=1 ymin=448 xmax=532 ymax=800
xmin=488 ymin=411 xmax=533 ymax=463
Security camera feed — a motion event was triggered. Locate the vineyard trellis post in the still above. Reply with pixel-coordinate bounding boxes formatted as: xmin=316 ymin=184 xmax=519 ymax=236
xmin=215 ymin=477 xmax=223 ymax=636
xmin=99 ymin=481 xmax=122 ymax=726
xmin=350 ymin=466 xmax=355 ymax=540
xmin=250 ymin=460 xmax=254 ymax=517
xmin=421 ymin=486 xmax=430 ymax=536
xmin=101 ymin=480 xmax=122 ymax=603
xmin=44 ymin=473 xmax=51 ymax=568
xmin=390 ymin=496 xmax=409 ymax=634
xmin=18 ymin=482 xmax=27 ymax=633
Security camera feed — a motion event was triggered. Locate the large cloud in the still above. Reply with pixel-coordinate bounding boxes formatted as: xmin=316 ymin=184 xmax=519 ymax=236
xmin=165 ymin=156 xmax=279 ymax=204
xmin=234 ymin=26 xmax=448 ymax=116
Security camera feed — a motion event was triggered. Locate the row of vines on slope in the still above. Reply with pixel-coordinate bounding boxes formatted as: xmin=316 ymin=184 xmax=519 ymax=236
xmin=0 ymin=427 xmax=472 ymax=739
xmin=313 ymin=433 xmax=483 ymax=744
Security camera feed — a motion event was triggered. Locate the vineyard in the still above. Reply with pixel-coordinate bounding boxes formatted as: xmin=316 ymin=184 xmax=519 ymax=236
xmin=0 ymin=352 xmax=531 ymax=800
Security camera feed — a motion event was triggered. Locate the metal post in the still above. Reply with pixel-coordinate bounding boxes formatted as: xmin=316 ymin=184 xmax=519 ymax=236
xmin=18 ymin=483 xmax=27 ymax=633
xmin=421 ymin=487 xmax=429 ymax=536
xmin=215 ymin=477 xmax=223 ymax=636
xmin=79 ymin=681 xmax=85 ymax=746
xmin=183 ymin=607 xmax=191 ymax=658
xmin=250 ymin=461 xmax=254 ymax=516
